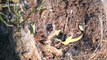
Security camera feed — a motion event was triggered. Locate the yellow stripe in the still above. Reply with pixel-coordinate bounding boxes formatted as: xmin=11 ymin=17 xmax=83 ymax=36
xmin=62 ymin=34 xmax=83 ymax=45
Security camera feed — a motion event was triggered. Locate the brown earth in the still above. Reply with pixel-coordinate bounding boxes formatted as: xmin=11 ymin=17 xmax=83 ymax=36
xmin=33 ymin=0 xmax=107 ymax=60
xmin=0 ymin=0 xmax=107 ymax=60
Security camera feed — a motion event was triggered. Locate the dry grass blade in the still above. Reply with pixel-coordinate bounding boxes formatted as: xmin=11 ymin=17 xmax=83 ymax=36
xmin=88 ymin=11 xmax=104 ymax=60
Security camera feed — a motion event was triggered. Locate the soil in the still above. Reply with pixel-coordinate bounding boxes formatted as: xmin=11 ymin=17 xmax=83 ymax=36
xmin=33 ymin=0 xmax=106 ymax=60
xmin=34 ymin=0 xmax=105 ymax=59
xmin=0 ymin=0 xmax=107 ymax=60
